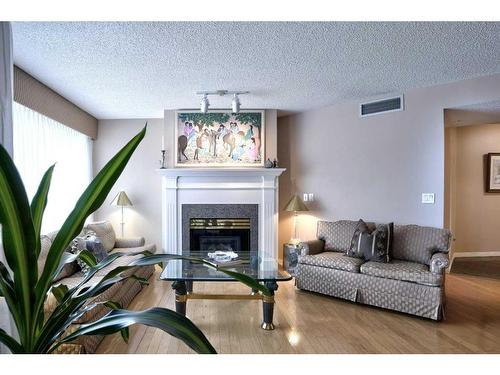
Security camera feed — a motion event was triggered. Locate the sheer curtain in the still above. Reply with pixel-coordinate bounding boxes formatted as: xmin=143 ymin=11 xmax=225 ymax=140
xmin=13 ymin=102 xmax=92 ymax=234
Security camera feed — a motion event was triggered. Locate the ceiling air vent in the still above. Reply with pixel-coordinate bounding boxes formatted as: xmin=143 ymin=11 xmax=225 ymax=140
xmin=360 ymin=95 xmax=404 ymax=117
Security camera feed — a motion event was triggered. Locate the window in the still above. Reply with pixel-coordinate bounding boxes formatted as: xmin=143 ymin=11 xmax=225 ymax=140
xmin=13 ymin=102 xmax=92 ymax=234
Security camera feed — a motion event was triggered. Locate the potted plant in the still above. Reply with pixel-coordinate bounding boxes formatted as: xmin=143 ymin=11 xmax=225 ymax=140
xmin=0 ymin=125 xmax=269 ymax=354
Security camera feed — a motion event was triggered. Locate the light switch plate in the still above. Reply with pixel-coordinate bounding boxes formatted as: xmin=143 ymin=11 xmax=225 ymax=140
xmin=308 ymin=193 xmax=314 ymax=202
xmin=422 ymin=193 xmax=435 ymax=204
xmin=303 ymin=193 xmax=309 ymax=202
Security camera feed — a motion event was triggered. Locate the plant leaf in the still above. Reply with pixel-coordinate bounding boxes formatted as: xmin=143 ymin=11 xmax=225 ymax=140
xmin=52 ymin=251 xmax=82 ymax=281
xmin=30 ymin=165 xmax=55 ymax=258
xmin=103 ymin=301 xmax=122 ymax=310
xmin=0 ymin=328 xmax=23 ymax=354
xmin=51 ymin=284 xmax=69 ymax=304
xmin=212 ymin=267 xmax=271 ymax=296
xmin=34 ymin=253 xmax=151 ymax=351
xmin=0 ymin=261 xmax=21 ymax=330
xmin=102 ymin=301 xmax=129 ymax=343
xmin=34 ymin=297 xmax=105 ymax=353
xmin=77 ymin=249 xmax=97 ymax=268
xmin=120 ymin=327 xmax=130 ymax=343
xmin=34 ymin=125 xmax=147 ymax=326
xmin=0 ymin=143 xmax=38 ymax=346
xmin=53 ymin=307 xmax=216 ymax=354
xmin=129 ymin=275 xmax=149 ymax=286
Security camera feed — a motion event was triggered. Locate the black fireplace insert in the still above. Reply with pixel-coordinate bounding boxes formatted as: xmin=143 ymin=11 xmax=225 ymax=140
xmin=189 ymin=218 xmax=251 ymax=253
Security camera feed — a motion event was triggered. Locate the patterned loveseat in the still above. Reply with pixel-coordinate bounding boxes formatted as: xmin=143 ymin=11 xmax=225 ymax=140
xmin=295 ymin=220 xmax=452 ymax=320
xmin=40 ymin=221 xmax=156 ymax=353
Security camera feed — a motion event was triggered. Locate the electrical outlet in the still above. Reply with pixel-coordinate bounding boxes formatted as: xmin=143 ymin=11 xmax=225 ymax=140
xmin=422 ymin=193 xmax=435 ymax=204
xmin=303 ymin=193 xmax=308 ymax=202
xmin=308 ymin=193 xmax=314 ymax=202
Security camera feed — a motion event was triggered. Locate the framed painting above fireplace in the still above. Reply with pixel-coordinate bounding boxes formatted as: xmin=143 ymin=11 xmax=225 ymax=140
xmin=175 ymin=110 xmax=265 ymax=167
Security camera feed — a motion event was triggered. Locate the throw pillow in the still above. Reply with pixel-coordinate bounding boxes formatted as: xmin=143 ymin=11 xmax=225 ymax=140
xmin=347 ymin=220 xmax=370 ymax=258
xmin=86 ymin=221 xmax=116 ymax=252
xmin=348 ymin=219 xmax=393 ymax=263
xmin=85 ymin=234 xmax=108 ymax=263
xmin=71 ymin=232 xmax=108 ymax=275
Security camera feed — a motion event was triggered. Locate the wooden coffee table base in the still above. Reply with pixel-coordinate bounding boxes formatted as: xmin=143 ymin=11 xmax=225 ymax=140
xmin=171 ymin=280 xmax=279 ymax=330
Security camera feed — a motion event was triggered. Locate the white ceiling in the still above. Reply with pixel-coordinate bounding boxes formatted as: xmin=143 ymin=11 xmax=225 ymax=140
xmin=11 ymin=22 xmax=500 ymax=119
xmin=445 ymin=100 xmax=500 ymax=127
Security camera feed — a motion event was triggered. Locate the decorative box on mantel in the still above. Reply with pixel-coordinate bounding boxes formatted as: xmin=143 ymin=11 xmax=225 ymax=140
xmin=157 ymin=168 xmax=285 ymax=264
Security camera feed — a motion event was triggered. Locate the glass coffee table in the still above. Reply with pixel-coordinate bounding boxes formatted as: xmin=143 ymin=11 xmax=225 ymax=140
xmin=160 ymin=251 xmax=292 ymax=330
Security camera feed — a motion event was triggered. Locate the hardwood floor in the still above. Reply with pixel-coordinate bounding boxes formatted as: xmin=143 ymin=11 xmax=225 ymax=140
xmin=97 ymin=268 xmax=500 ymax=354
xmin=451 ymin=256 xmax=500 ymax=279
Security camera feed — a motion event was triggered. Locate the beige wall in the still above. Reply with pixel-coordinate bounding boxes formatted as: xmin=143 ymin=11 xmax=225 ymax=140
xmin=278 ymin=73 xmax=500 ymax=258
xmin=93 ymin=119 xmax=164 ymax=248
xmin=445 ymin=123 xmax=500 ymax=254
xmin=443 ymin=126 xmax=458 ymax=247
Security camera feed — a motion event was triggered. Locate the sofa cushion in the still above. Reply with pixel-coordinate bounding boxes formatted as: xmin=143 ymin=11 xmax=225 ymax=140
xmin=360 ymin=260 xmax=443 ymax=286
xmin=95 ymin=253 xmax=144 ymax=277
xmin=39 ymin=234 xmax=79 ymax=282
xmin=38 ymin=235 xmax=52 ymax=275
xmin=86 ymin=221 xmax=116 ymax=252
xmin=298 ymin=252 xmax=365 ymax=273
xmin=114 ymin=237 xmax=146 ymax=248
xmin=392 ymin=225 xmax=451 ymax=265
xmin=111 ymin=243 xmax=157 ymax=255
xmin=347 ymin=220 xmax=393 ymax=262
xmin=317 ymin=220 xmax=359 ymax=252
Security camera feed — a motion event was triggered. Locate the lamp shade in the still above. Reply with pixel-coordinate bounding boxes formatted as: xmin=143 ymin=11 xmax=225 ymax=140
xmin=283 ymin=195 xmax=309 ymax=212
xmin=111 ymin=191 xmax=133 ymax=207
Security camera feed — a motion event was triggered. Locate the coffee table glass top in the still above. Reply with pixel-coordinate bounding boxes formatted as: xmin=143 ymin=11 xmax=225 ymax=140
xmin=160 ymin=251 xmax=292 ymax=282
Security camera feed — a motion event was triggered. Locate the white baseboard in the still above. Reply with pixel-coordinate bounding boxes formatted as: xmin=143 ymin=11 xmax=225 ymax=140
xmin=452 ymin=251 xmax=500 ymax=258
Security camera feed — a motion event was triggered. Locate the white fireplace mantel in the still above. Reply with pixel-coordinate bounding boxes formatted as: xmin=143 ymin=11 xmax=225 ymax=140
xmin=157 ymin=168 xmax=285 ymax=261
xmin=157 ymin=167 xmax=285 ymax=178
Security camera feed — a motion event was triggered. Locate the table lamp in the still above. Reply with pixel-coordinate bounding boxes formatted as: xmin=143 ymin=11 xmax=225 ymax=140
xmin=283 ymin=194 xmax=309 ymax=245
xmin=111 ymin=191 xmax=133 ymax=236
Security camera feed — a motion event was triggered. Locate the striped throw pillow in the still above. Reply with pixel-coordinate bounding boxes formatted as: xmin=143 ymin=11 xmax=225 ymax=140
xmin=347 ymin=219 xmax=393 ymax=263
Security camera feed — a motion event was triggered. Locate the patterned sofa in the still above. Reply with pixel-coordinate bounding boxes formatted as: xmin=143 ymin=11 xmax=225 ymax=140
xmin=295 ymin=220 xmax=452 ymax=320
xmin=39 ymin=221 xmax=156 ymax=353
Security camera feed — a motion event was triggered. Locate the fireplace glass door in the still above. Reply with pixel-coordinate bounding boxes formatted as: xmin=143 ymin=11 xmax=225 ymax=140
xmin=189 ymin=218 xmax=251 ymax=253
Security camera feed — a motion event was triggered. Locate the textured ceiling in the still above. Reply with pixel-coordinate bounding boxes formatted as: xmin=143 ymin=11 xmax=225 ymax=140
xmin=445 ymin=100 xmax=500 ymax=127
xmin=11 ymin=22 xmax=500 ymax=119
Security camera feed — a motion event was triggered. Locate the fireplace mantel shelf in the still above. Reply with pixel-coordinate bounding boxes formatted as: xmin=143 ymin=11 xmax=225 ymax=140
xmin=157 ymin=167 xmax=285 ymax=178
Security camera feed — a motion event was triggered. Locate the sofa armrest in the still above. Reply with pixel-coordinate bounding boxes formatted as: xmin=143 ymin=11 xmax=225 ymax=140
xmin=114 ymin=237 xmax=145 ymax=248
xmin=430 ymin=252 xmax=450 ymax=274
xmin=142 ymin=243 xmax=157 ymax=255
xmin=300 ymin=239 xmax=325 ymax=256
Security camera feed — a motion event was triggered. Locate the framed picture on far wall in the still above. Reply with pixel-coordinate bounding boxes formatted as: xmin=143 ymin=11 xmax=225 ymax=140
xmin=174 ymin=110 xmax=265 ymax=167
xmin=486 ymin=153 xmax=500 ymax=192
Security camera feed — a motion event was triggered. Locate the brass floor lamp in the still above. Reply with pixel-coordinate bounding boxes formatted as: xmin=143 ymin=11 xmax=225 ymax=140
xmin=283 ymin=194 xmax=309 ymax=245
xmin=111 ymin=191 xmax=133 ymax=237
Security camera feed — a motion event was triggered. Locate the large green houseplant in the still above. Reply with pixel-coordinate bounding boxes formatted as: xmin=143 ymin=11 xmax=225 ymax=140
xmin=0 ymin=125 xmax=270 ymax=354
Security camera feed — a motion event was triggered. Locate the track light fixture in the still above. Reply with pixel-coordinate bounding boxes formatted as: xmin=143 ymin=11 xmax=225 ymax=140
xmin=200 ymin=94 xmax=209 ymax=114
xmin=231 ymin=94 xmax=241 ymax=114
xmin=195 ymin=90 xmax=249 ymax=113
